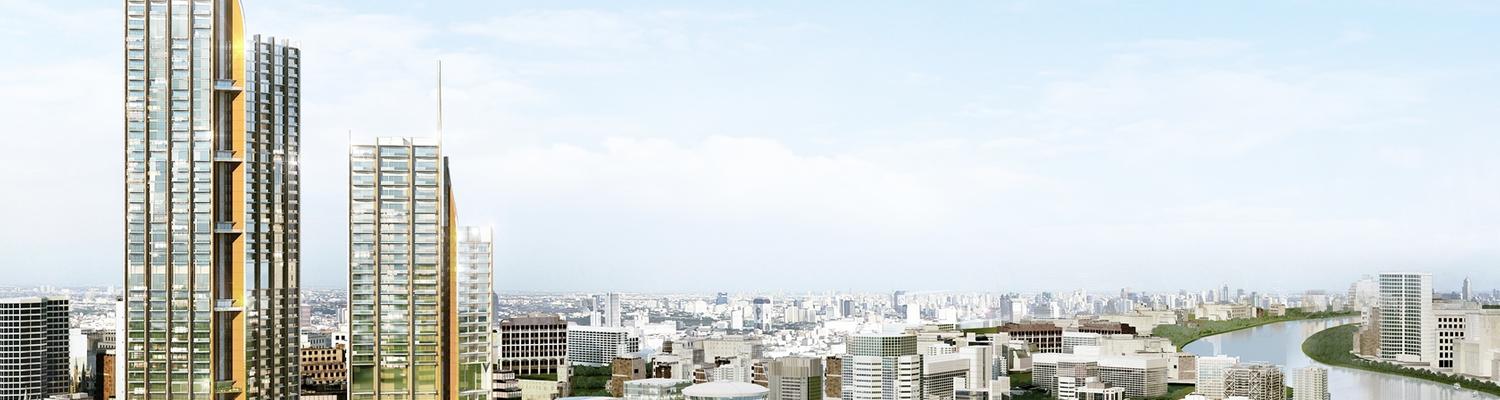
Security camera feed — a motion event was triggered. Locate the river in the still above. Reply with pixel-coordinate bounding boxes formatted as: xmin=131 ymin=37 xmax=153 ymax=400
xmin=1181 ymin=317 xmax=1499 ymax=400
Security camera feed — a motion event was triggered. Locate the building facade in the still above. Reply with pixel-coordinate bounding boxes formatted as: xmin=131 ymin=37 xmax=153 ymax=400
xmin=1224 ymin=363 xmax=1283 ymax=400
xmin=458 ymin=226 xmax=496 ymax=399
xmin=841 ymin=333 xmax=923 ymax=400
xmin=499 ymin=316 xmax=569 ymax=376
xmin=123 ymin=0 xmax=302 ymax=398
xmin=1193 ymin=356 xmax=1238 ymax=400
xmin=766 ymin=357 xmax=822 ymax=400
xmin=300 ymin=345 xmax=347 ymax=395
xmin=1378 ymin=272 xmax=1435 ymax=365
xmin=0 ymin=297 xmax=69 ymax=400
xmin=348 ymin=137 xmax=459 ymax=399
xmin=1290 ymin=367 xmax=1328 ymax=400
xmin=567 ymin=326 xmax=640 ymax=366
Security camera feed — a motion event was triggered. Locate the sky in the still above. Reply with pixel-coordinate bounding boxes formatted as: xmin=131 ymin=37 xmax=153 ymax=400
xmin=1 ymin=1 xmax=1499 ymax=293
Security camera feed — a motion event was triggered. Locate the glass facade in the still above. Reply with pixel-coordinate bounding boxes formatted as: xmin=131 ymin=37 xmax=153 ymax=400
xmin=124 ymin=1 xmax=299 ymax=399
xmin=349 ymin=138 xmax=455 ymax=400
xmin=457 ymin=226 xmax=495 ymax=399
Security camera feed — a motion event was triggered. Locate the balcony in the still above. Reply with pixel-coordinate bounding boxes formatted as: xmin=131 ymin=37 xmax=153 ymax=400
xmin=213 ymin=79 xmax=242 ymax=93
xmin=214 ymin=380 xmax=241 ymax=394
xmin=213 ymin=150 xmax=242 ymax=163
xmin=214 ymin=299 xmax=242 ymax=312
xmin=214 ymin=222 xmax=241 ymax=234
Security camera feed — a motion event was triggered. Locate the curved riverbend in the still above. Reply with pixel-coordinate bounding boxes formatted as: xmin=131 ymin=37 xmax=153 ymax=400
xmin=1181 ymin=317 xmax=1500 ymax=399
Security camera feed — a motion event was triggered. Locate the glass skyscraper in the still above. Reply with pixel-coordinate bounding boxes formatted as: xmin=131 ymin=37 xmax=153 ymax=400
xmin=123 ymin=0 xmax=300 ymax=399
xmin=348 ymin=137 xmax=460 ymax=400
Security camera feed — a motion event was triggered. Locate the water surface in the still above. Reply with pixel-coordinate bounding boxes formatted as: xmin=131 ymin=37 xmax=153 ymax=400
xmin=1182 ymin=318 xmax=1499 ymax=400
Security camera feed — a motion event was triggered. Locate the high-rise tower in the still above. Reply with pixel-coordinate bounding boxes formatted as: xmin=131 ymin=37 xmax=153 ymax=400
xmin=0 ymin=297 xmax=70 ymax=399
xmin=457 ymin=226 xmax=495 ymax=399
xmin=1378 ymin=272 xmax=1435 ymax=365
xmin=348 ymin=137 xmax=458 ymax=400
xmin=841 ymin=333 xmax=922 ymax=400
xmin=123 ymin=1 xmax=301 ymax=398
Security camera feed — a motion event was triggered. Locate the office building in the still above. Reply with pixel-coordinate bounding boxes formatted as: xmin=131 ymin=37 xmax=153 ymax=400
xmin=1061 ymin=332 xmax=1100 ymax=354
xmin=349 ymin=137 xmax=460 ymax=399
xmin=994 ymin=323 xmax=1062 ymax=353
xmin=822 ymin=356 xmax=842 ymax=400
xmin=123 ymin=0 xmax=302 ymax=397
xmin=841 ymin=333 xmax=922 ymax=400
xmin=459 ymin=226 xmax=497 ymax=399
xmin=1435 ymin=300 xmax=1480 ymax=370
xmin=611 ymin=355 xmax=649 ymax=397
xmin=921 ymin=354 xmax=970 ymax=400
xmin=1463 ymin=277 xmax=1473 ymax=301
xmin=625 ymin=379 xmax=692 ymax=400
xmin=492 ymin=369 xmax=523 ymax=400
xmin=1194 ymin=356 xmax=1238 ymax=400
xmin=300 ymin=345 xmax=347 ymax=396
xmin=683 ymin=382 xmax=770 ymax=400
xmin=1224 ymin=363 xmax=1283 ymax=400
xmin=766 ymin=357 xmax=822 ymax=400
xmin=499 ymin=315 xmax=569 ymax=376
xmin=1378 ymin=272 xmax=1435 ymax=365
xmin=1074 ymin=381 xmax=1123 ymax=400
xmin=0 ymin=297 xmax=69 ymax=399
xmin=567 ymin=325 xmax=640 ymax=366
xmin=1290 ymin=367 xmax=1328 ymax=400
xmin=1032 ymin=353 xmax=1166 ymax=399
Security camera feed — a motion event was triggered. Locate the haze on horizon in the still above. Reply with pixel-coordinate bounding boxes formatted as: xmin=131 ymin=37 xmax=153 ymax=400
xmin=2 ymin=1 xmax=1498 ymax=293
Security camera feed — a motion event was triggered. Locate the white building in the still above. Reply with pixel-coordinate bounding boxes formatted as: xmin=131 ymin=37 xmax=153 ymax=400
xmin=1379 ymin=272 xmax=1436 ymax=365
xmin=568 ymin=325 xmax=641 ymax=366
xmin=1195 ymin=355 xmax=1239 ymax=400
xmin=922 ymin=353 xmax=971 ymax=400
xmin=842 ymin=333 xmax=923 ymax=400
xmin=625 ymin=378 xmax=693 ymax=400
xmin=1291 ymin=367 xmax=1328 ymax=400
xmin=1061 ymin=332 xmax=1101 ymax=354
xmin=684 ymin=382 xmax=770 ymax=400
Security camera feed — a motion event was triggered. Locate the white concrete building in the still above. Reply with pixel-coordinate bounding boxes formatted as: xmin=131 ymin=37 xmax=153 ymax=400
xmin=684 ymin=382 xmax=770 ymax=400
xmin=1195 ymin=355 xmax=1239 ymax=400
xmin=1291 ymin=367 xmax=1328 ymax=400
xmin=1379 ymin=272 xmax=1436 ymax=365
xmin=568 ymin=325 xmax=641 ymax=366
xmin=842 ymin=333 xmax=923 ymax=400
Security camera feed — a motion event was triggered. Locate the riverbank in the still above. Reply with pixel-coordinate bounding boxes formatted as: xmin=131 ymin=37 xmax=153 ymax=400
xmin=1302 ymin=323 xmax=1500 ymax=397
xmin=1153 ymin=309 xmax=1356 ymax=348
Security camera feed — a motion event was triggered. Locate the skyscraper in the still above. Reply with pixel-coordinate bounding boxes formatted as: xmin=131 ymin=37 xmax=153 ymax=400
xmin=349 ymin=137 xmax=458 ymax=399
xmin=1378 ymin=272 xmax=1435 ymax=365
xmin=0 ymin=297 xmax=70 ymax=399
xmin=766 ymin=357 xmax=823 ymax=400
xmin=458 ymin=227 xmax=496 ymax=399
xmin=1290 ymin=367 xmax=1328 ymax=400
xmin=1463 ymin=277 xmax=1473 ymax=301
xmin=123 ymin=0 xmax=301 ymax=398
xmin=842 ymin=333 xmax=922 ymax=400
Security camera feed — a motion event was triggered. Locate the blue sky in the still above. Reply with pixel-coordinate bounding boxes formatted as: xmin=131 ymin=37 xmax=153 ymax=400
xmin=1 ymin=1 xmax=1498 ymax=293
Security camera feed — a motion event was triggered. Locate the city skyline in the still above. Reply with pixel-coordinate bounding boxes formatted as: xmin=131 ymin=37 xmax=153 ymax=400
xmin=6 ymin=1 xmax=1500 ymax=293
